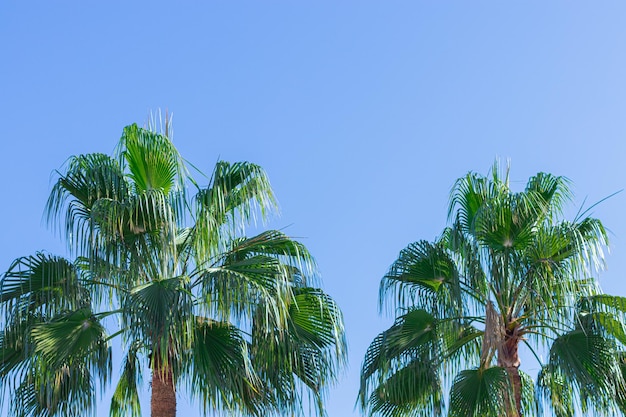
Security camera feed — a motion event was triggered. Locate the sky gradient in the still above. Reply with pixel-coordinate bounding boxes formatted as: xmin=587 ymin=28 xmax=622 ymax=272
xmin=2 ymin=2 xmax=626 ymax=416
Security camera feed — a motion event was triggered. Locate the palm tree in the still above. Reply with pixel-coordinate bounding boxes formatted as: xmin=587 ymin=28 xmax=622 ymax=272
xmin=359 ymin=161 xmax=626 ymax=417
xmin=0 ymin=121 xmax=346 ymax=417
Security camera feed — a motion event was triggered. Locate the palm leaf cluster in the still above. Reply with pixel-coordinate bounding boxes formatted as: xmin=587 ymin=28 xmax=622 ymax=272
xmin=359 ymin=162 xmax=626 ymax=417
xmin=1 ymin=123 xmax=346 ymax=417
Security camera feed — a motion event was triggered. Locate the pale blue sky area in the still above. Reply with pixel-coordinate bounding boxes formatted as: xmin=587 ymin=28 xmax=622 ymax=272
xmin=2 ymin=2 xmax=626 ymax=416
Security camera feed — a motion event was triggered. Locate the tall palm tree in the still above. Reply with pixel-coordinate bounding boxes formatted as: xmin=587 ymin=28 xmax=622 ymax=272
xmin=359 ymin=162 xmax=626 ymax=417
xmin=0 ymin=122 xmax=346 ymax=417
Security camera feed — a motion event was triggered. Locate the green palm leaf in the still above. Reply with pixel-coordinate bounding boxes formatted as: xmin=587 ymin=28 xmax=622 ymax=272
xmin=1 ymin=253 xmax=86 ymax=317
xmin=197 ymin=256 xmax=289 ymax=323
xmin=250 ymin=287 xmax=346 ymax=416
xmin=194 ymin=161 xmax=277 ymax=261
xmin=119 ymin=124 xmax=185 ymax=195
xmin=31 ymin=308 xmax=110 ymax=375
xmin=110 ymin=343 xmax=143 ymax=417
xmin=289 ymin=288 xmax=345 ymax=350
xmin=10 ymin=362 xmax=97 ymax=417
xmin=368 ymin=359 xmax=443 ymax=417
xmin=185 ymin=318 xmax=265 ymax=416
xmin=361 ymin=309 xmax=437 ymax=384
xmin=537 ymin=364 xmax=575 ymax=417
xmin=448 ymin=367 xmax=512 ymax=417
xmin=546 ymin=328 xmax=623 ymax=414
xmin=46 ymin=153 xmax=129 ymax=252
xmin=2 ymin=307 xmax=110 ymax=417
xmin=380 ymin=240 xmax=462 ymax=317
xmin=124 ymin=277 xmax=193 ymax=361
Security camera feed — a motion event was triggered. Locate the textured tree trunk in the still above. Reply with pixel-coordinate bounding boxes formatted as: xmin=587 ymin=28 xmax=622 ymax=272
xmin=505 ymin=365 xmax=522 ymax=417
xmin=151 ymin=363 xmax=176 ymax=417
xmin=498 ymin=326 xmax=522 ymax=417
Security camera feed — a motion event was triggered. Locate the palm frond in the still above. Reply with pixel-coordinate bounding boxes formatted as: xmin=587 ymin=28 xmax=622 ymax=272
xmin=30 ymin=308 xmax=111 ymax=379
xmin=110 ymin=343 xmax=143 ymax=417
xmin=184 ymin=318 xmax=267 ymax=416
xmin=1 ymin=253 xmax=87 ymax=320
xmin=221 ymin=230 xmax=317 ymax=284
xmin=359 ymin=308 xmax=441 ymax=412
xmin=584 ymin=294 xmax=626 ymax=314
xmin=2 ymin=307 xmax=111 ymax=417
xmin=10 ymin=361 xmax=98 ymax=417
xmin=366 ymin=359 xmax=443 ymax=417
xmin=196 ymin=256 xmax=290 ymax=324
xmin=45 ymin=153 xmax=129 ymax=253
xmin=547 ymin=327 xmax=623 ymax=414
xmin=379 ymin=240 xmax=462 ymax=317
xmin=536 ymin=364 xmax=575 ymax=417
xmin=123 ymin=277 xmax=193 ymax=365
xmin=448 ymin=163 xmax=510 ymax=235
xmin=118 ymin=124 xmax=186 ymax=196
xmin=524 ymin=172 xmax=572 ymax=220
xmin=250 ymin=288 xmax=346 ymax=417
xmin=0 ymin=313 xmax=40 ymax=398
xmin=289 ymin=288 xmax=346 ymax=352
xmin=519 ymin=370 xmax=538 ymax=417
xmin=193 ymin=161 xmax=277 ymax=261
xmin=448 ymin=366 xmax=512 ymax=417
xmin=194 ymin=232 xmax=309 ymax=324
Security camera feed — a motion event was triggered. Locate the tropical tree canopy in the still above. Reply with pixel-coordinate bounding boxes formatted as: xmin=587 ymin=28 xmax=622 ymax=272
xmin=359 ymin=162 xmax=626 ymax=417
xmin=0 ymin=121 xmax=347 ymax=417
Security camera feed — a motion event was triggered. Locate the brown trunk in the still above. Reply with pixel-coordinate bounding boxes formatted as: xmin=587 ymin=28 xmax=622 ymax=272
xmin=504 ymin=365 xmax=522 ymax=417
xmin=498 ymin=326 xmax=522 ymax=417
xmin=151 ymin=363 xmax=176 ymax=417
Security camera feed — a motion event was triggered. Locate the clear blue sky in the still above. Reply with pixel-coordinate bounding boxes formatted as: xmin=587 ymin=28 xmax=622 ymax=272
xmin=2 ymin=2 xmax=626 ymax=416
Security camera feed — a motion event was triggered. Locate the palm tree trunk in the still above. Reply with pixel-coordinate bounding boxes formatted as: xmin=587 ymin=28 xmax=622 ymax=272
xmin=151 ymin=363 xmax=176 ymax=417
xmin=498 ymin=327 xmax=522 ymax=417
xmin=505 ymin=365 xmax=522 ymax=417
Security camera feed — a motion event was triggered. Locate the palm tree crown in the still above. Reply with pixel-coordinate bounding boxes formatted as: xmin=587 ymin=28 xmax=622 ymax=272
xmin=1 ymin=121 xmax=346 ymax=417
xmin=359 ymin=162 xmax=626 ymax=417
